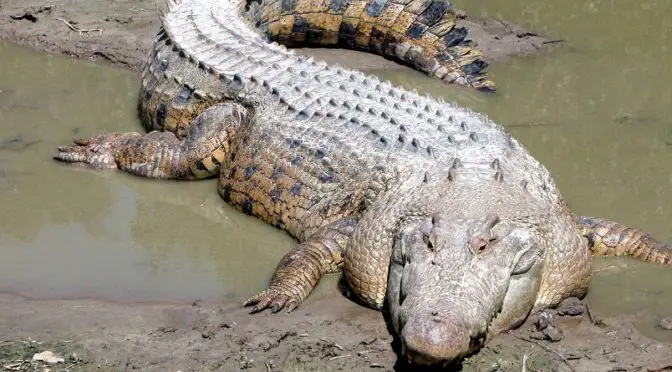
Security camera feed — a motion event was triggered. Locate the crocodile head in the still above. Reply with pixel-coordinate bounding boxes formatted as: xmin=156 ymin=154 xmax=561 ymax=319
xmin=386 ymin=213 xmax=546 ymax=366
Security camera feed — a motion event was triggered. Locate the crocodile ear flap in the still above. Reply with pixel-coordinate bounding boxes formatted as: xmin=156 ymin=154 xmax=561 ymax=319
xmin=510 ymin=231 xmax=544 ymax=275
xmin=392 ymin=229 xmax=409 ymax=265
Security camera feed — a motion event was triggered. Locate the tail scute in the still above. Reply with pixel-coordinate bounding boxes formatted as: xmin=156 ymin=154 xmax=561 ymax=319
xmin=578 ymin=216 xmax=672 ymax=265
xmin=250 ymin=0 xmax=494 ymax=91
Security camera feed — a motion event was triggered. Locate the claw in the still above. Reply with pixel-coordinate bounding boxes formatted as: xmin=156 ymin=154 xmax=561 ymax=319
xmin=285 ymin=301 xmax=298 ymax=313
xmin=53 ymin=132 xmax=137 ymax=169
xmin=243 ymin=288 xmax=300 ymax=314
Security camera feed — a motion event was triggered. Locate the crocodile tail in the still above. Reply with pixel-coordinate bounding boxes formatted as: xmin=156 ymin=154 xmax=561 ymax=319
xmin=577 ymin=216 xmax=672 ymax=265
xmin=246 ymin=0 xmax=495 ymax=91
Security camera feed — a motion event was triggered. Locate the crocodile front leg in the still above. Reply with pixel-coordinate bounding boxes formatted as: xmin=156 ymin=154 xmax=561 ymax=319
xmin=244 ymin=218 xmax=357 ymax=313
xmin=53 ymin=102 xmax=249 ymax=180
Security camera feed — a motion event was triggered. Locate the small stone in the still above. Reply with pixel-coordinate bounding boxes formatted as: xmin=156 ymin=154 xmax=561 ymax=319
xmin=533 ymin=311 xmax=554 ymax=331
xmin=657 ymin=317 xmax=672 ymax=330
xmin=201 ymin=329 xmax=215 ymax=339
xmin=542 ymin=326 xmax=563 ymax=342
xmin=32 ymin=351 xmax=65 ymax=364
xmin=556 ymin=297 xmax=585 ymax=316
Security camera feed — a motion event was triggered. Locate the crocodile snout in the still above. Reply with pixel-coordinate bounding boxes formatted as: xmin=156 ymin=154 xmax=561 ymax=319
xmin=400 ymin=313 xmax=475 ymax=365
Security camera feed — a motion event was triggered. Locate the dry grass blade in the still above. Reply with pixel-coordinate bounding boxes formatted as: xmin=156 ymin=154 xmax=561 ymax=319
xmin=512 ymin=335 xmax=577 ymax=372
xmin=328 ymin=354 xmax=351 ymax=361
xmin=56 ymin=18 xmax=102 ymax=36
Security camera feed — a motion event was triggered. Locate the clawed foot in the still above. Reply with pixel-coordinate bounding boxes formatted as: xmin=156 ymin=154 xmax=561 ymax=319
xmin=243 ymin=286 xmax=303 ymax=314
xmin=54 ymin=133 xmax=139 ymax=168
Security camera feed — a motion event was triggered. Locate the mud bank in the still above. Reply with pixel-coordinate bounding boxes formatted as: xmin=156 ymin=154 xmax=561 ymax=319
xmin=2 ymin=291 xmax=672 ymax=372
xmin=0 ymin=0 xmax=552 ymax=72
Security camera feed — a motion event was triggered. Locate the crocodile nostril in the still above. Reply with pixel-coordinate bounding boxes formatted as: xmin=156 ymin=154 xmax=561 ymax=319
xmin=431 ymin=311 xmax=439 ymax=316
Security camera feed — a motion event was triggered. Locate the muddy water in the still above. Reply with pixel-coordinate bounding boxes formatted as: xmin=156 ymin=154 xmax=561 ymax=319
xmin=0 ymin=40 xmax=296 ymax=303
xmin=0 ymin=0 xmax=671 ymax=341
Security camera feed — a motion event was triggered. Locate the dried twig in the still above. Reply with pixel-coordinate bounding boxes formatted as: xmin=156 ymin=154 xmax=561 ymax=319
xmin=542 ymin=39 xmax=566 ymax=45
xmin=521 ymin=353 xmax=528 ymax=372
xmin=58 ymin=362 xmax=79 ymax=372
xmin=2 ymin=360 xmax=29 ymax=371
xmin=56 ymin=18 xmax=102 ymax=35
xmin=585 ymin=303 xmax=596 ymax=325
xmin=319 ymin=338 xmax=344 ymax=350
xmin=512 ymin=335 xmax=577 ymax=372
xmin=328 ymin=354 xmax=351 ymax=361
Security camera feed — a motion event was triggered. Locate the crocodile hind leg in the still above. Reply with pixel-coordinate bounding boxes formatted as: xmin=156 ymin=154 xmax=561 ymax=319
xmin=54 ymin=102 xmax=250 ymax=180
xmin=578 ymin=216 xmax=672 ymax=265
xmin=243 ymin=218 xmax=358 ymax=313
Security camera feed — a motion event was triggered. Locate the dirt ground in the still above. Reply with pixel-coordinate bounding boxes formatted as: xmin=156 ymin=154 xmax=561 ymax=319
xmin=2 ymin=291 xmax=672 ymax=372
xmin=0 ymin=0 xmax=553 ymax=72
xmin=1 ymin=0 xmax=671 ymax=371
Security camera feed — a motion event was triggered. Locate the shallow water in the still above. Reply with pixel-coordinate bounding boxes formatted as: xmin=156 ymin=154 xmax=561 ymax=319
xmin=0 ymin=0 xmax=671 ymax=341
xmin=0 ymin=40 xmax=296 ymax=303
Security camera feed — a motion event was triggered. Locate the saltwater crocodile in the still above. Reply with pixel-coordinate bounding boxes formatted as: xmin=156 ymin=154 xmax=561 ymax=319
xmin=53 ymin=0 xmax=672 ymax=366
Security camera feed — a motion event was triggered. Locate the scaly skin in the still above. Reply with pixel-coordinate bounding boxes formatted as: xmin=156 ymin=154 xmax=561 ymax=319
xmin=578 ymin=216 xmax=672 ymax=264
xmin=53 ymin=0 xmax=672 ymax=366
xmin=248 ymin=0 xmax=494 ymax=90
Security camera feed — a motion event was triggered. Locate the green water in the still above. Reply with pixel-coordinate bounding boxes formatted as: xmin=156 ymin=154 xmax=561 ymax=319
xmin=0 ymin=40 xmax=296 ymax=303
xmin=0 ymin=0 xmax=670 ymax=342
